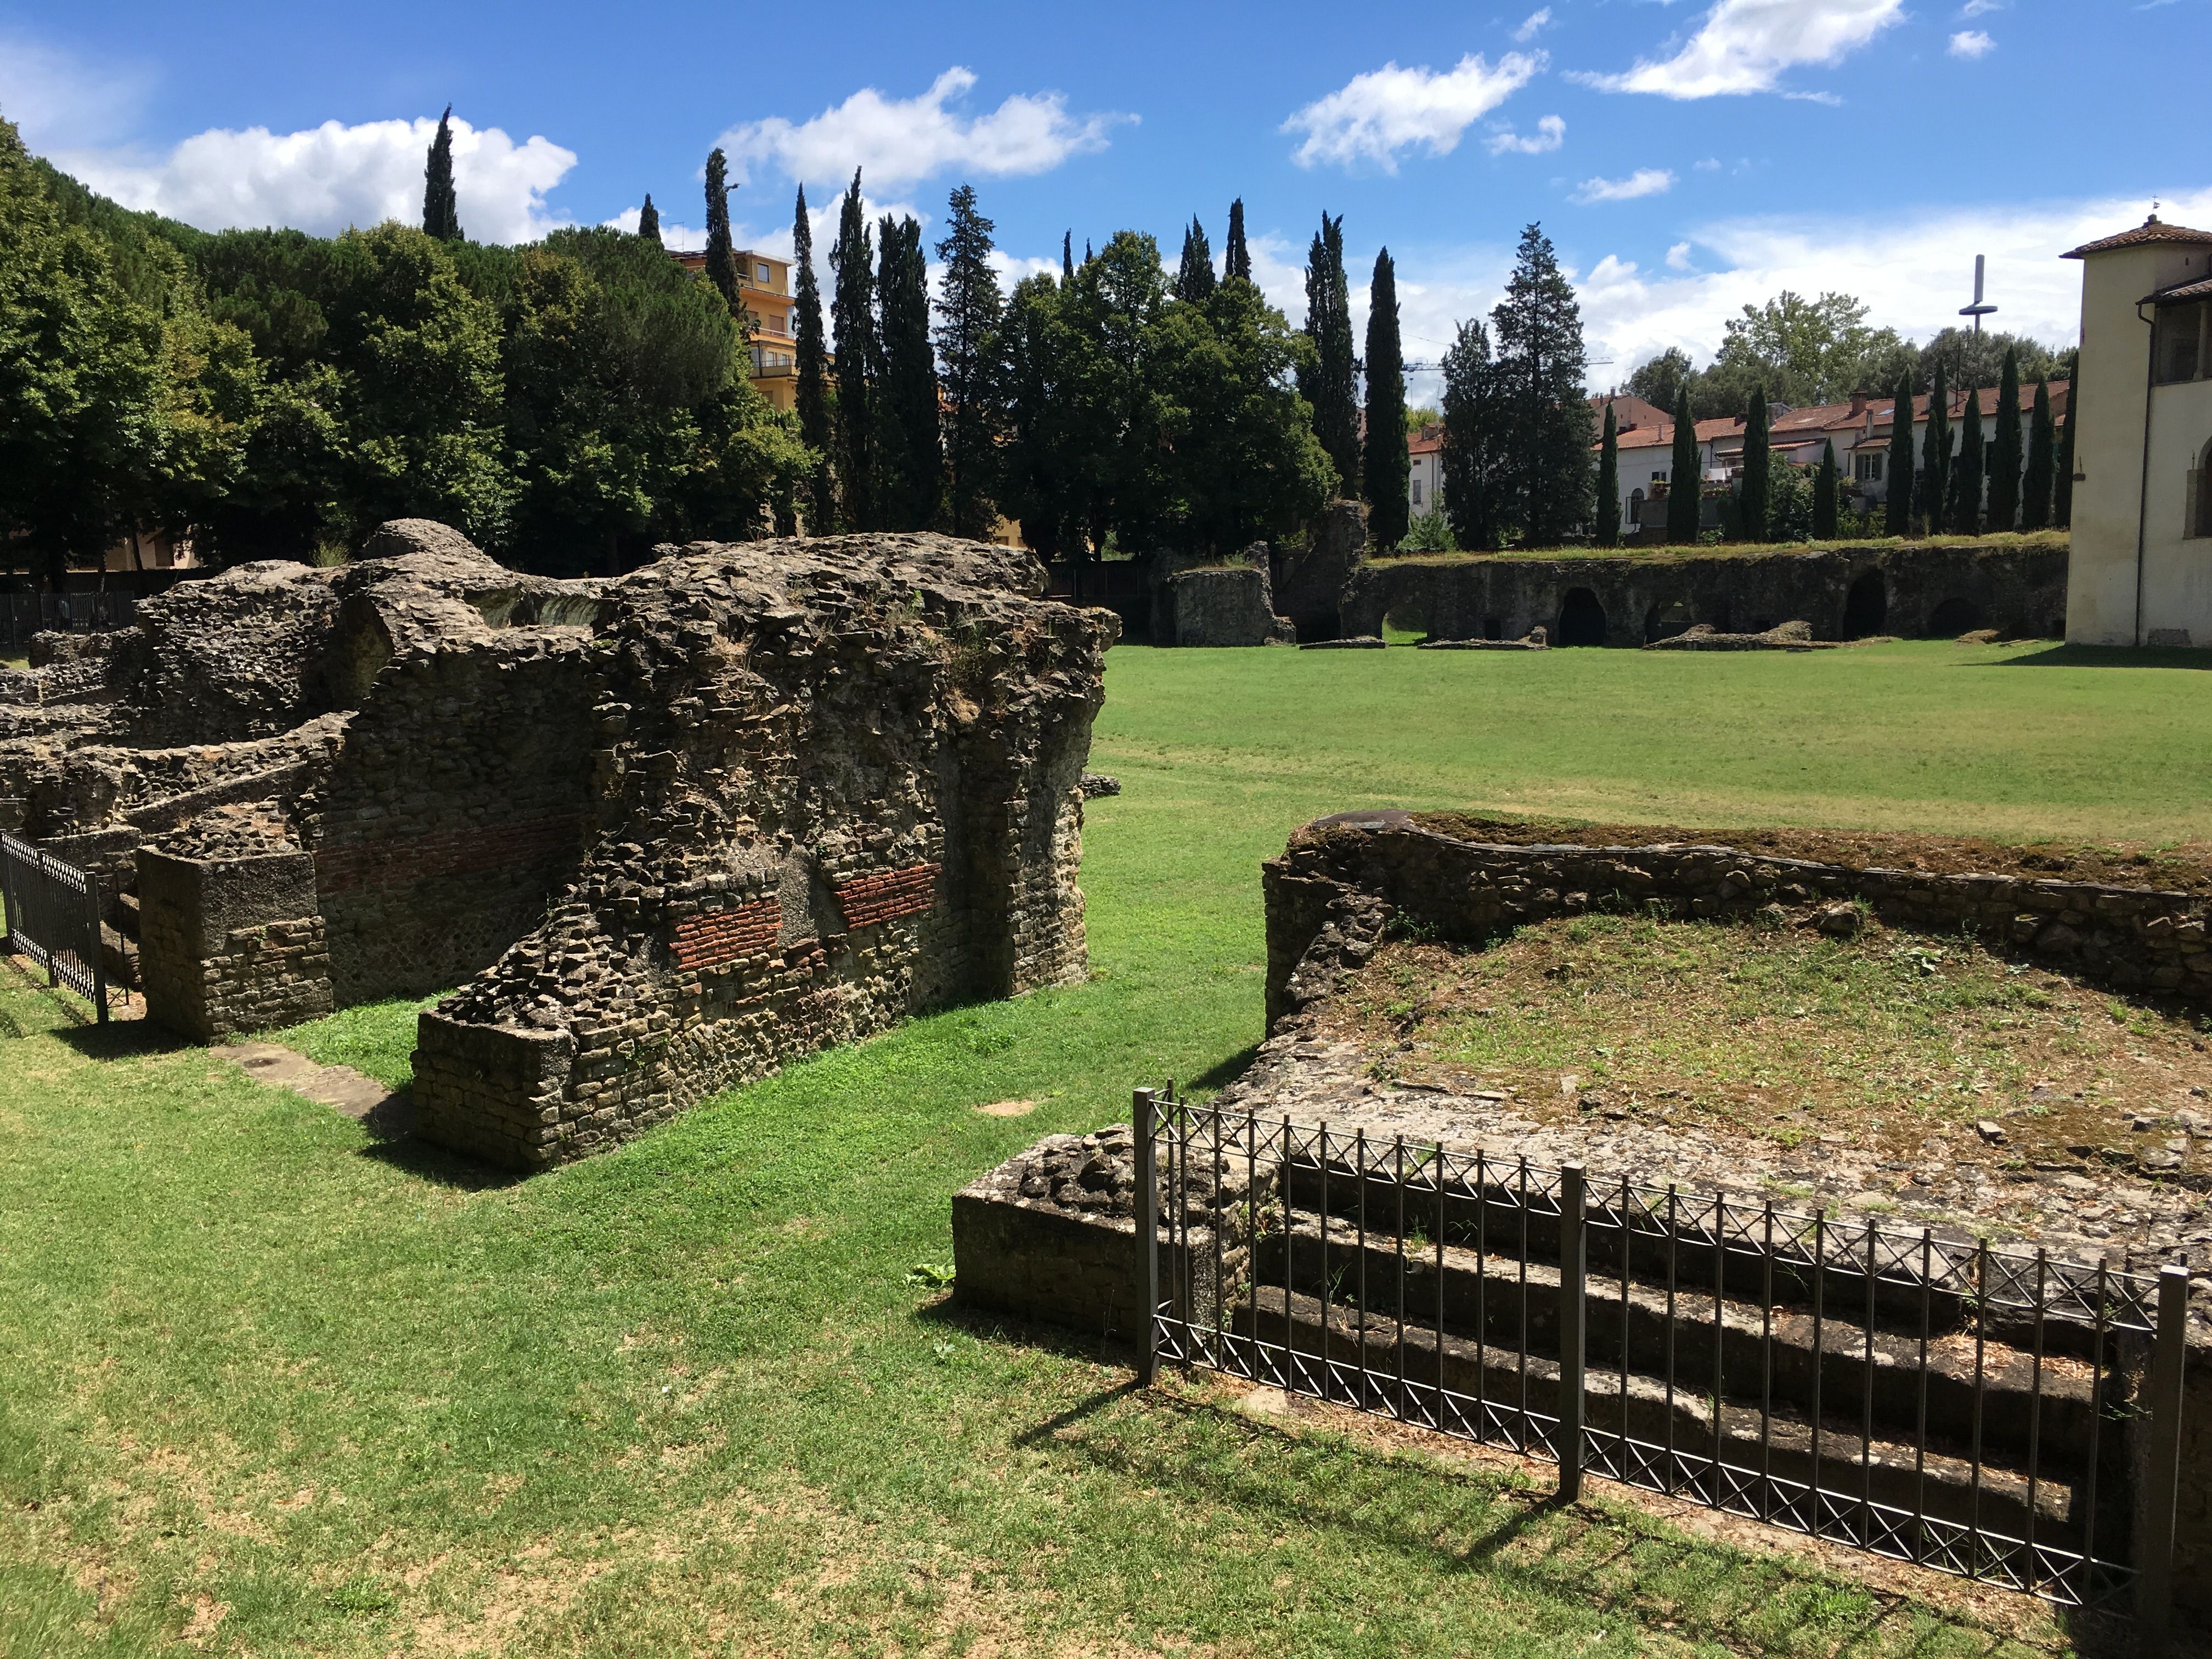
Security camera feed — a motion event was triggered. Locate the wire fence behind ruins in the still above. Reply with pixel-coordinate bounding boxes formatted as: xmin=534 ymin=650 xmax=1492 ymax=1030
xmin=1133 ymin=1086 xmax=2191 ymax=1641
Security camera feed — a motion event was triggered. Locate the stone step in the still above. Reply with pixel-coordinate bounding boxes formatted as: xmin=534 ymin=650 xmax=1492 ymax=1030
xmin=1232 ymin=1286 xmax=2102 ymax=1554
xmin=1234 ymin=1218 xmax=2109 ymax=1465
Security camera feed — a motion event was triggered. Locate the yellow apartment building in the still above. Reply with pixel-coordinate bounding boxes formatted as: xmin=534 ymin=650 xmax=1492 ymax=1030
xmin=673 ymin=246 xmax=802 ymax=413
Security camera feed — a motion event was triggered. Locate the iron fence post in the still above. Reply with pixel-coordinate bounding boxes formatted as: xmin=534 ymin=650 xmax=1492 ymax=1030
xmin=2135 ymin=1262 xmax=2190 ymax=1651
xmin=1133 ymin=1088 xmax=1159 ymax=1386
xmin=1559 ymin=1162 xmax=1588 ymax=1502
xmin=83 ymin=867 xmax=107 ymax=1024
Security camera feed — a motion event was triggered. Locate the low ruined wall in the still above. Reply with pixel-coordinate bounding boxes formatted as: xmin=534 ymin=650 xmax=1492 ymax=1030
xmin=1271 ymin=500 xmax=1367 ymax=642
xmin=1263 ymin=812 xmax=2212 ymax=1028
xmin=1164 ymin=566 xmax=1294 ymax=647
xmin=138 ymin=848 xmax=332 ymax=1041
xmin=1341 ymin=540 xmax=2068 ymax=646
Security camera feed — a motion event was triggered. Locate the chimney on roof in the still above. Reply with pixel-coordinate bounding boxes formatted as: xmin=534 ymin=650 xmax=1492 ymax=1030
xmin=1849 ymin=389 xmax=1871 ymax=416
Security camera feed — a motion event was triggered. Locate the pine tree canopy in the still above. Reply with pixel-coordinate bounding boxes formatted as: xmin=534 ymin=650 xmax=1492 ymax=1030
xmin=1987 ymin=345 xmax=2022 ymax=533
xmin=1361 ymin=247 xmax=1408 ymax=548
xmin=1301 ymin=212 xmax=1359 ymax=496
xmin=1175 ymin=218 xmax=1217 ymax=303
xmin=422 ymin=106 xmax=462 ymax=242
xmin=702 ymin=148 xmax=742 ymax=313
xmin=2022 ymin=377 xmax=2054 ymax=532
xmin=1224 ymin=199 xmax=1251 ymax=284
xmin=1667 ymin=383 xmax=1701 ymax=543
xmin=636 ymin=194 xmax=661 ymax=244
xmin=791 ymin=183 xmax=834 ymax=533
xmin=1884 ymin=370 xmax=1916 ymax=537
xmin=935 ymin=183 xmax=1005 ymax=540
xmin=1489 ymin=222 xmax=1592 ymax=548
xmin=1440 ymin=319 xmax=1500 ymax=553
xmin=1594 ymin=400 xmax=1620 ymax=548
xmin=829 ymin=170 xmax=878 ymax=530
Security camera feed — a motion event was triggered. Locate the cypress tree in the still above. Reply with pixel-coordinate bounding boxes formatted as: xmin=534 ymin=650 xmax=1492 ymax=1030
xmin=703 ymin=148 xmax=742 ymax=313
xmin=934 ymin=183 xmax=1003 ymax=539
xmin=636 ymin=193 xmax=661 ymax=244
xmin=1884 ymin=369 xmax=1916 ymax=537
xmin=1813 ymin=439 xmax=1839 ymax=540
xmin=792 ymin=184 xmax=834 ymax=533
xmin=422 ymin=106 xmax=462 ymax=241
xmin=1951 ymin=381 xmax=1984 ymax=534
xmin=1440 ymin=318 xmax=1499 ymax=552
xmin=829 ymin=170 xmax=878 ymax=530
xmin=1062 ymin=231 xmax=1073 ymax=283
xmin=1738 ymin=385 xmax=1770 ymax=544
xmin=1174 ymin=218 xmax=1216 ymax=303
xmin=1916 ymin=362 xmax=1949 ymax=533
xmin=1224 ymin=198 xmax=1251 ymax=283
xmin=1302 ymin=212 xmax=1359 ymax=494
xmin=1362 ymin=248 xmax=1409 ymax=548
xmin=2053 ymin=404 xmax=2074 ymax=528
xmin=1595 ymin=400 xmax=1620 ymax=547
xmin=876 ymin=215 xmax=943 ymax=531
xmin=1987 ymin=347 xmax=2022 ymax=532
xmin=2022 ymin=377 xmax=2055 ymax=531
xmin=1667 ymin=383 xmax=1701 ymax=543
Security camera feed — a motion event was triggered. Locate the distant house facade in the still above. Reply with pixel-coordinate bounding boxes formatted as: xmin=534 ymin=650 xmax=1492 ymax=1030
xmin=672 ymin=247 xmax=802 ymax=413
xmin=2062 ymin=215 xmax=2212 ymax=646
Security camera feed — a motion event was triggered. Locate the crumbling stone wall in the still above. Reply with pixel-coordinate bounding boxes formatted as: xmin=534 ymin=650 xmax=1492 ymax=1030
xmin=1272 ymin=500 xmax=1367 ymax=641
xmin=1163 ymin=564 xmax=1295 ymax=647
xmin=1341 ymin=541 xmax=2068 ymax=646
xmin=137 ymin=814 xmax=332 ymax=1041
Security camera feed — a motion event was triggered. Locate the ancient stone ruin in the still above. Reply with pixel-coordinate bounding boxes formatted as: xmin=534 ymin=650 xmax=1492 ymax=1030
xmin=0 ymin=521 xmax=1115 ymax=1167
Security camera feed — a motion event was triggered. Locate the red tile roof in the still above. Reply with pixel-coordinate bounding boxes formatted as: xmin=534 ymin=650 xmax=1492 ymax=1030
xmin=2150 ymin=276 xmax=2212 ymax=304
xmin=2062 ymin=217 xmax=2212 ymax=258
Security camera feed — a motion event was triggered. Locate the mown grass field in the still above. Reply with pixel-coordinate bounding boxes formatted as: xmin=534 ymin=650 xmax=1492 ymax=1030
xmin=5 ymin=638 xmax=2210 ymax=1658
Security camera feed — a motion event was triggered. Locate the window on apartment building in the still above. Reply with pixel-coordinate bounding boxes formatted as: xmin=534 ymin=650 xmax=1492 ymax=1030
xmin=2155 ymin=301 xmax=2208 ymax=385
xmin=1854 ymin=453 xmax=1884 ymax=482
xmin=1410 ymin=479 xmax=1423 ymax=505
xmin=757 ymin=262 xmax=772 ymax=283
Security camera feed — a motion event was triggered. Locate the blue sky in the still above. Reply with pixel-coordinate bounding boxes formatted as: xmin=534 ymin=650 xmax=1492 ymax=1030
xmin=4 ymin=0 xmax=2204 ymax=396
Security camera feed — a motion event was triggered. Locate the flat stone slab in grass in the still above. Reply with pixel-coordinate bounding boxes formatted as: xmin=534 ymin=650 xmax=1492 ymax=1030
xmin=1299 ymin=637 xmax=1387 ymax=650
xmin=213 ymin=1041 xmax=413 ymax=1139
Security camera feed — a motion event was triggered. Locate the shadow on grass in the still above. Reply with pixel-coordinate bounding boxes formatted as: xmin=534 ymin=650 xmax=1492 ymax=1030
xmin=53 ymin=1017 xmax=196 ymax=1062
xmin=357 ymin=1133 xmax=527 ymax=1193
xmin=1983 ymin=644 xmax=2212 ymax=670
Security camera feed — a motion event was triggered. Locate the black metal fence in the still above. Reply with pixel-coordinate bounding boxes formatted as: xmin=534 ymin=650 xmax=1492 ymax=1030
xmin=1 ymin=832 xmax=110 ymax=1020
xmin=1133 ymin=1087 xmax=2191 ymax=1641
xmin=2 ymin=591 xmax=137 ymax=647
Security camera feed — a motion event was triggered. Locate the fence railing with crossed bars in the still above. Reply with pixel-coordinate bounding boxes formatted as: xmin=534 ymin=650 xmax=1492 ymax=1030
xmin=1131 ymin=1086 xmax=2191 ymax=1644
xmin=1 ymin=832 xmax=110 ymax=1021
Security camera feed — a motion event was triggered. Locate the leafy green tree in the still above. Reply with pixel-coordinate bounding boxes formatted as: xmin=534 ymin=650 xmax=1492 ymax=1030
xmin=1440 ymin=319 xmax=1500 ymax=552
xmin=2022 ymin=377 xmax=2054 ymax=532
xmin=997 ymin=271 xmax=1081 ymax=556
xmin=1299 ymin=212 xmax=1358 ymax=494
xmin=1737 ymin=385 xmax=1770 ymax=543
xmin=1667 ymin=383 xmax=1700 ymax=542
xmin=1813 ymin=439 xmax=1839 ymax=540
xmin=876 ymin=214 xmax=942 ymax=531
xmin=1884 ymin=370 xmax=1916 ymax=537
xmin=1223 ymin=199 xmax=1251 ymax=284
xmin=702 ymin=148 xmax=742 ymax=313
xmin=1987 ymin=346 xmax=2021 ymax=532
xmin=636 ymin=194 xmax=661 ymax=245
xmin=1058 ymin=229 xmax=1170 ymax=551
xmin=1489 ymin=223 xmax=1590 ymax=547
xmin=1626 ymin=347 xmax=1691 ymax=416
xmin=1173 ymin=218 xmax=1216 ymax=303
xmin=1707 ymin=290 xmax=1910 ymax=409
xmin=1950 ymin=381 xmax=1984 ymax=534
xmin=2053 ymin=404 xmax=2073 ymax=528
xmin=1919 ymin=326 xmax=2066 ymax=399
xmin=1594 ymin=400 xmax=1619 ymax=547
xmin=791 ymin=185 xmax=833 ymax=533
xmin=934 ymin=184 xmax=1003 ymax=540
xmin=828 ymin=170 xmax=877 ymax=529
xmin=423 ymin=106 xmax=462 ymax=242
xmin=1361 ymin=248 xmax=1408 ymax=549
xmin=1916 ymin=362 xmax=1949 ymax=533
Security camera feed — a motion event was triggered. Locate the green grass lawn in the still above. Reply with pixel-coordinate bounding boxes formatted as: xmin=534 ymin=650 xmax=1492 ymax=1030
xmin=7 ymin=639 xmax=2205 ymax=1657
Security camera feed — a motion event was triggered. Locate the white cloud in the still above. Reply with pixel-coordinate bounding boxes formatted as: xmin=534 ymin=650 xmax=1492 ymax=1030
xmin=1514 ymin=8 xmax=1555 ymax=42
xmin=1487 ymin=114 xmax=1566 ymax=155
xmin=1283 ymin=51 xmax=1544 ymax=171
xmin=603 ymin=206 xmax=705 ymax=249
xmin=1695 ymin=156 xmax=1723 ymax=171
xmin=1948 ymin=29 xmax=1996 ymax=58
xmin=1667 ymin=240 xmax=1695 ymax=270
xmin=1578 ymin=0 xmax=1904 ymax=99
xmin=1573 ymin=168 xmax=1677 ymax=204
xmin=0 ymin=32 xmax=153 ymax=149
xmin=1960 ymin=0 xmax=2004 ymax=15
xmin=58 ymin=115 xmax=578 ymax=242
xmin=718 ymin=68 xmax=1127 ymax=194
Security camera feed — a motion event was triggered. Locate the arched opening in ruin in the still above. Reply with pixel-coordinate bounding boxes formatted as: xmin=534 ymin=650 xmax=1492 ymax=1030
xmin=1383 ymin=604 xmax=1427 ymax=645
xmin=1843 ymin=569 xmax=1887 ymax=638
xmin=1482 ymin=617 xmax=1503 ymax=641
xmin=1556 ymin=588 xmax=1607 ymax=647
xmin=1928 ymin=596 xmax=1983 ymax=637
xmin=1644 ymin=600 xmax=1694 ymax=644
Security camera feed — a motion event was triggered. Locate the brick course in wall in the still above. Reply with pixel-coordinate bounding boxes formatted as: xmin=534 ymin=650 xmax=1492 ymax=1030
xmin=833 ymin=862 xmax=938 ymax=929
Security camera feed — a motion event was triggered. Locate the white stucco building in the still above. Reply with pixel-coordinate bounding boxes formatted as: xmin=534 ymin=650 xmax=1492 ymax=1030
xmin=2063 ymin=215 xmax=2212 ymax=646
